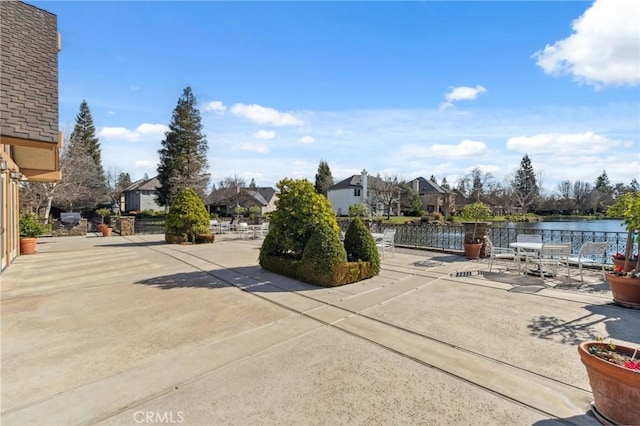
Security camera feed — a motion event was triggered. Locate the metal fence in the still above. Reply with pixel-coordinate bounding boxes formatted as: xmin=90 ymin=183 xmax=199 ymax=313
xmin=342 ymin=221 xmax=632 ymax=264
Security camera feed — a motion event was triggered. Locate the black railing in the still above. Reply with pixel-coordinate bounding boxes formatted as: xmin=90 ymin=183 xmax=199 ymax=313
xmin=340 ymin=221 xmax=632 ymax=264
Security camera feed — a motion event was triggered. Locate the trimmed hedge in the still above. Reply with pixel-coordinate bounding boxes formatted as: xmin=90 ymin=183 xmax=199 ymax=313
xmin=260 ymin=255 xmax=375 ymax=287
xmin=302 ymin=223 xmax=347 ymax=273
xmin=343 ymin=217 xmax=380 ymax=275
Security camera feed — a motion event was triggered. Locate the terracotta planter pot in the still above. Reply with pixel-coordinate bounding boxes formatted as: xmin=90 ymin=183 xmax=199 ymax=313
xmin=578 ymin=341 xmax=640 ymax=425
xmin=463 ymin=242 xmax=482 ymax=260
xmin=611 ymin=257 xmax=637 ymax=272
xmin=19 ymin=237 xmax=37 ymax=255
xmin=96 ymin=223 xmax=107 ymax=233
xmin=102 ymin=227 xmax=113 ymax=237
xmin=607 ymin=273 xmax=640 ymax=309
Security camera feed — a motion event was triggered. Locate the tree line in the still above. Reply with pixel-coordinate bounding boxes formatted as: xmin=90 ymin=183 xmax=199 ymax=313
xmin=19 ymin=86 xmax=638 ymax=221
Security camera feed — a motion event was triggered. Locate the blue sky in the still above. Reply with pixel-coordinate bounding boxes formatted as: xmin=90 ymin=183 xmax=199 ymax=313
xmin=32 ymin=0 xmax=640 ymax=193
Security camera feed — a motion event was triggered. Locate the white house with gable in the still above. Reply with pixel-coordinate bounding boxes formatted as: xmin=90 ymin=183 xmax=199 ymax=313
xmin=328 ymin=169 xmax=387 ymax=216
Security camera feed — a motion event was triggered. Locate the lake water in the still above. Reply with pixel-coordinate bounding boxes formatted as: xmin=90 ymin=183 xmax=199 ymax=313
xmin=494 ymin=219 xmax=627 ymax=234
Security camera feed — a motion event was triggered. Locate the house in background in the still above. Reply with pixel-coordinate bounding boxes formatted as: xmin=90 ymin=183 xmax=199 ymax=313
xmin=328 ymin=170 xmax=393 ymax=216
xmin=122 ymin=176 xmax=164 ymax=213
xmin=1 ymin=1 xmax=61 ymax=272
xmin=206 ymin=187 xmax=278 ymax=216
xmin=407 ymin=177 xmax=456 ymax=217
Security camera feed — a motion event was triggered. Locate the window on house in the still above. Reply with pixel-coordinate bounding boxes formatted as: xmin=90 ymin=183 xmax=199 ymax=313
xmin=354 ymin=189 xmax=361 ymax=196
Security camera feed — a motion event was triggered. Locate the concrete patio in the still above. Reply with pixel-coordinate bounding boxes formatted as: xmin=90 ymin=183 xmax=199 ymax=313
xmin=1 ymin=232 xmax=638 ymax=425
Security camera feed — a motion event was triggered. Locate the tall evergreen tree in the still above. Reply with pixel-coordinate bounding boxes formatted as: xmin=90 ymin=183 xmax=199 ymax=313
xmin=314 ymin=160 xmax=334 ymax=196
xmin=156 ymin=86 xmax=210 ymax=206
xmin=594 ymin=170 xmax=612 ymax=194
xmin=440 ymin=177 xmax=450 ymax=191
xmin=511 ymin=154 xmax=539 ymax=214
xmin=66 ymin=100 xmax=107 ymax=205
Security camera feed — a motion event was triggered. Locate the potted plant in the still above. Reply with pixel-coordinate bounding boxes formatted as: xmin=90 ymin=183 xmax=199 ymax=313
xmin=605 ymin=192 xmax=640 ymax=308
xmin=577 ymin=340 xmax=640 ymax=425
xmin=19 ymin=212 xmax=47 ymax=255
xmin=460 ymin=201 xmax=492 ymax=259
xmin=611 ymin=252 xmax=638 ymax=272
xmin=95 ymin=208 xmax=111 ymax=234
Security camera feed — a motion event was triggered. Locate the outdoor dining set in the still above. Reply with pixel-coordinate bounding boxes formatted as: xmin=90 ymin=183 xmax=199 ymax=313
xmin=486 ymin=234 xmax=608 ymax=282
xmin=209 ymin=220 xmax=270 ymax=239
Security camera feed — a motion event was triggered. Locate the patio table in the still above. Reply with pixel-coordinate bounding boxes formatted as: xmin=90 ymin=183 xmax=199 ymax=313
xmin=509 ymin=242 xmax=554 ymax=277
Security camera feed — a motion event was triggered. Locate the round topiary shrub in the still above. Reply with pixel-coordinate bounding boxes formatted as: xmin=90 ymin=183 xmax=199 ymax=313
xmin=343 ymin=217 xmax=380 ymax=275
xmin=302 ymin=222 xmax=347 ymax=274
xmin=266 ymin=178 xmax=340 ymax=257
xmin=165 ymin=188 xmax=210 ymax=244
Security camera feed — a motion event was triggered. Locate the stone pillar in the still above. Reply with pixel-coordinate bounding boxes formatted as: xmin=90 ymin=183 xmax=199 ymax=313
xmin=117 ymin=216 xmax=135 ymax=236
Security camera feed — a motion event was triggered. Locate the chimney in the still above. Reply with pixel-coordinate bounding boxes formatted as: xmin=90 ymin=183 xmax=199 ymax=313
xmin=413 ymin=179 xmax=419 ymax=193
xmin=361 ymin=169 xmax=368 ymax=201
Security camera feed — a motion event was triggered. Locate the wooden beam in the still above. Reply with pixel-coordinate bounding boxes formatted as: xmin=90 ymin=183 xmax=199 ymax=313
xmin=0 ymin=135 xmax=60 ymax=149
xmin=20 ymin=168 xmax=62 ymax=182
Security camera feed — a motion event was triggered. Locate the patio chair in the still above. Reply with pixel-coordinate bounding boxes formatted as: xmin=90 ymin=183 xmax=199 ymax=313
xmin=376 ymin=228 xmax=396 ymax=258
xmin=209 ymin=219 xmax=219 ymax=234
xmin=537 ymin=243 xmax=571 ymax=280
xmin=566 ymin=242 xmax=608 ymax=282
xmin=254 ymin=221 xmax=270 ymax=238
xmin=237 ymin=222 xmax=251 ymax=239
xmin=484 ymin=236 xmax=517 ymax=273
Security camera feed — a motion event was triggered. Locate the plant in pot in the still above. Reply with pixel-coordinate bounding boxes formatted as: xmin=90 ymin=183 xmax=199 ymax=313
xmin=605 ymin=191 xmax=640 ymax=308
xmin=460 ymin=201 xmax=492 ymax=259
xmin=19 ymin=212 xmax=47 ymax=255
xmin=577 ymin=339 xmax=640 ymax=425
xmin=95 ymin=207 xmax=111 ymax=234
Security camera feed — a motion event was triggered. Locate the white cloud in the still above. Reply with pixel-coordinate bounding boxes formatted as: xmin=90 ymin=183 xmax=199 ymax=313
xmin=298 ymin=136 xmax=314 ymax=144
xmin=439 ymin=85 xmax=487 ymax=110
xmin=507 ymin=131 xmax=619 ymax=154
xmin=135 ymin=160 xmax=157 ymax=168
xmin=239 ymin=143 xmax=269 ymax=154
xmin=533 ymin=0 xmax=640 ymax=87
xmin=107 ymin=110 xmax=115 ymax=116
xmin=401 ymin=140 xmax=489 ymax=159
xmin=203 ymin=101 xmax=227 ymax=114
xmin=230 ymin=103 xmax=304 ymax=126
xmin=99 ymin=123 xmax=168 ymax=141
xmin=254 ymin=130 xmax=276 ymax=140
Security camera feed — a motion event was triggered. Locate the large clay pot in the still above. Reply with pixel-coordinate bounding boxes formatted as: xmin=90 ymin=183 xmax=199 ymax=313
xmin=463 ymin=242 xmax=482 ymax=260
xmin=102 ymin=227 xmax=112 ymax=237
xmin=611 ymin=257 xmax=636 ymax=272
xmin=19 ymin=237 xmax=37 ymax=255
xmin=578 ymin=341 xmax=640 ymax=425
xmin=607 ymin=273 xmax=640 ymax=309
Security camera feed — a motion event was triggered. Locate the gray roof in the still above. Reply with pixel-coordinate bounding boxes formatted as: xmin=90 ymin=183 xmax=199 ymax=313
xmin=0 ymin=1 xmax=59 ymax=144
xmin=123 ymin=176 xmax=160 ymax=192
xmin=329 ymin=174 xmax=384 ymax=191
xmin=207 ymin=186 xmax=276 ymax=206
xmin=408 ymin=177 xmax=448 ymax=194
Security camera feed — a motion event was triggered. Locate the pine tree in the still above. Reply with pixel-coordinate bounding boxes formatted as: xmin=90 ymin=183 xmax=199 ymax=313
xmin=65 ymin=100 xmax=107 ymax=205
xmin=511 ymin=154 xmax=539 ymax=214
xmin=70 ymin=101 xmax=104 ymax=175
xmin=156 ymin=87 xmax=210 ymax=207
xmin=249 ymin=178 xmax=257 ymax=189
xmin=595 ymin=170 xmax=612 ymax=194
xmin=314 ymin=160 xmax=334 ymax=197
xmin=441 ymin=177 xmax=450 ymax=191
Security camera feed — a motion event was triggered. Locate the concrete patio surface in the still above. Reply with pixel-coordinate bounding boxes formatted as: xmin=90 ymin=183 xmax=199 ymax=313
xmin=1 ymin=232 xmax=638 ymax=425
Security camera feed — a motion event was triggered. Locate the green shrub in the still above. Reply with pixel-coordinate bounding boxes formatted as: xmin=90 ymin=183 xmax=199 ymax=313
xmin=343 ymin=217 xmax=380 ymax=275
xmin=19 ymin=213 xmax=46 ymax=238
xmin=262 ymin=178 xmax=339 ymax=258
xmin=259 ymin=255 xmax=375 ymax=287
xmin=348 ymin=203 xmax=368 ymax=217
xmin=302 ymin=222 xmax=347 ymax=274
xmin=165 ymin=188 xmax=210 ymax=244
